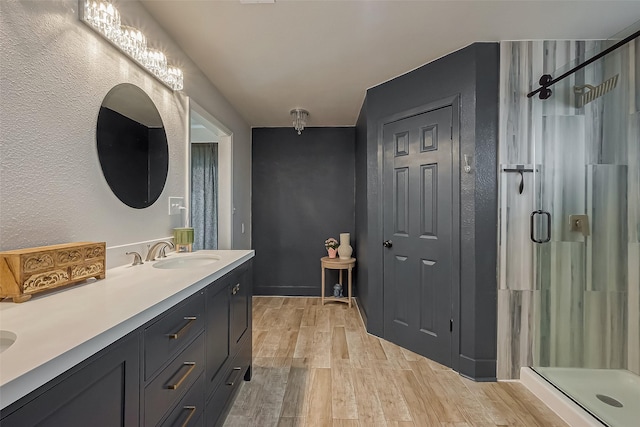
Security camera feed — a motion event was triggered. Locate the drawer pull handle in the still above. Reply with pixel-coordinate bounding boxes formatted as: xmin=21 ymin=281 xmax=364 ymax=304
xmin=167 ymin=362 xmax=196 ymax=390
xmin=167 ymin=317 xmax=197 ymax=339
xmin=231 ymin=284 xmax=240 ymax=295
xmin=175 ymin=405 xmax=196 ymax=427
xmin=226 ymin=367 xmax=243 ymax=386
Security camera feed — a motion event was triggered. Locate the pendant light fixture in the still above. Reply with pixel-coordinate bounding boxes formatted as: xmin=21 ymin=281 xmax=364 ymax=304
xmin=290 ymin=108 xmax=309 ymax=135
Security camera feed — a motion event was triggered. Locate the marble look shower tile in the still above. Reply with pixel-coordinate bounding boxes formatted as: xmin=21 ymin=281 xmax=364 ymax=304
xmin=497 ymin=290 xmax=536 ymax=379
xmin=497 ymin=39 xmax=636 ymax=382
xmin=542 ymin=41 xmax=587 ymax=117
xmin=586 ymin=165 xmax=628 ymax=292
xmin=535 ymin=241 xmax=551 ymax=292
xmin=499 ymin=41 xmax=544 ymax=164
xmin=547 ymin=242 xmax=585 ymax=367
xmin=628 ymin=113 xmax=640 ymax=243
xmin=635 ymin=39 xmax=639 ymax=112
xmin=629 ymin=243 xmax=640 ymax=375
xmin=600 ymin=48 xmax=631 ymax=165
xmin=498 ymin=165 xmax=535 ymax=290
xmin=540 ymin=116 xmax=586 ymax=243
xmin=534 ymin=289 xmax=550 ymax=367
xmin=584 ymin=291 xmax=628 ymax=369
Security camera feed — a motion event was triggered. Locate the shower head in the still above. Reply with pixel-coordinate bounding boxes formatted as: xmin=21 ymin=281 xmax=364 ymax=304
xmin=574 ymin=74 xmax=619 ymax=108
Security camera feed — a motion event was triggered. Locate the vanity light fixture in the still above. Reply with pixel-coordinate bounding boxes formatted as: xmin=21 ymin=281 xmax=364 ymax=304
xmin=79 ymin=0 xmax=183 ymax=91
xmin=290 ymin=108 xmax=309 ymax=135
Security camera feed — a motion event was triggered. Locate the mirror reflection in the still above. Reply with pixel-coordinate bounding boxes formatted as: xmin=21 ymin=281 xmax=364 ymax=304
xmin=97 ymin=83 xmax=168 ymax=209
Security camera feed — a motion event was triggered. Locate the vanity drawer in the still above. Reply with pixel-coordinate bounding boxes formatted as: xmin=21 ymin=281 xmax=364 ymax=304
xmin=145 ymin=333 xmax=204 ymax=427
xmin=145 ymin=291 xmax=205 ymax=380
xmin=160 ymin=372 xmax=204 ymax=427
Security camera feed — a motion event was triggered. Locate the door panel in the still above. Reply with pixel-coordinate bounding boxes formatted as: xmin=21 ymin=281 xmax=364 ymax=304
xmin=419 ymin=259 xmax=437 ymax=335
xmin=383 ymin=105 xmax=455 ymax=367
xmin=394 ymin=168 xmax=409 ymax=235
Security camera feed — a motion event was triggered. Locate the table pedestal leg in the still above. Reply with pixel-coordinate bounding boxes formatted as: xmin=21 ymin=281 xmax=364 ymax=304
xmin=321 ymin=265 xmax=325 ymax=306
xmin=348 ymin=267 xmax=352 ymax=307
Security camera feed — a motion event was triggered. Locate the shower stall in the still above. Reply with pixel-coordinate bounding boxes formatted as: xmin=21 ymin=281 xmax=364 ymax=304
xmin=528 ymin=25 xmax=640 ymax=427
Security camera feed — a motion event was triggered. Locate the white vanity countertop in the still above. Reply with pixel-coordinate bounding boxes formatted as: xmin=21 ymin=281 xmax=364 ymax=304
xmin=0 ymin=249 xmax=254 ymax=410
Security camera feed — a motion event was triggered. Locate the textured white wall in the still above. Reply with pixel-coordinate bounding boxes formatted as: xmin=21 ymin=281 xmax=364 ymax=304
xmin=0 ymin=0 xmax=251 ymax=253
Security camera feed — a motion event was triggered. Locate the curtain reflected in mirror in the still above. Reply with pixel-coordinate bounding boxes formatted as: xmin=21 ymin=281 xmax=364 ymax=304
xmin=191 ymin=143 xmax=218 ymax=250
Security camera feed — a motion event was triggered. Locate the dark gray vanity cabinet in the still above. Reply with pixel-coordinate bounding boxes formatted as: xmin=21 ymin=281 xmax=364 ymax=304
xmin=0 ymin=259 xmax=252 ymax=427
xmin=0 ymin=332 xmax=140 ymax=427
xmin=230 ymin=262 xmax=252 ymax=353
xmin=205 ymin=260 xmax=253 ymax=427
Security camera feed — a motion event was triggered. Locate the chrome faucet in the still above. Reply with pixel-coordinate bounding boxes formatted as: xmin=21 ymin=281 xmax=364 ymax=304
xmin=126 ymin=251 xmax=144 ymax=266
xmin=146 ymin=241 xmax=175 ymax=262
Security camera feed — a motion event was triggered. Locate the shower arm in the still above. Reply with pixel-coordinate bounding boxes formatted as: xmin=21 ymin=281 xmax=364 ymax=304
xmin=527 ymin=29 xmax=640 ymax=100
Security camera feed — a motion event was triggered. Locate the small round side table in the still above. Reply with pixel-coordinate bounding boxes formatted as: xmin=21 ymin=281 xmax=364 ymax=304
xmin=320 ymin=257 xmax=356 ymax=307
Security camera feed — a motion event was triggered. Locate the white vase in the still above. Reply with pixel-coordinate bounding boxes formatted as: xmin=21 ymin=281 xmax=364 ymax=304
xmin=337 ymin=232 xmax=353 ymax=260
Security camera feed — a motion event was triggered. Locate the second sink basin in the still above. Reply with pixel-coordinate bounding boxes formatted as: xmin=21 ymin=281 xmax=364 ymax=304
xmin=152 ymin=255 xmax=220 ymax=269
xmin=0 ymin=330 xmax=17 ymax=354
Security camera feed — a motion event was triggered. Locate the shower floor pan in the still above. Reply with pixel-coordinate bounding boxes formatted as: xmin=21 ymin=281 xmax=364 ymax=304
xmin=532 ymin=367 xmax=640 ymax=427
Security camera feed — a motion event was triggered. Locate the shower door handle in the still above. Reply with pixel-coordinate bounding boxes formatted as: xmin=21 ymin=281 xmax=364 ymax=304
xmin=530 ymin=210 xmax=551 ymax=243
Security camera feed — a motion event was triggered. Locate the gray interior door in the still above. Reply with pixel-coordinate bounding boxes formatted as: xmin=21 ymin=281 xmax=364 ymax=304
xmin=382 ymin=105 xmax=455 ymax=367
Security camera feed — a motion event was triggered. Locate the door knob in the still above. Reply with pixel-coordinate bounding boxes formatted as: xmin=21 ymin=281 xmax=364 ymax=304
xmin=383 ymin=240 xmax=393 ymax=248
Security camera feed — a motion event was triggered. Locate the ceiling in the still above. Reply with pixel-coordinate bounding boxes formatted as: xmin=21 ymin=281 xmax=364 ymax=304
xmin=140 ymin=0 xmax=640 ymax=127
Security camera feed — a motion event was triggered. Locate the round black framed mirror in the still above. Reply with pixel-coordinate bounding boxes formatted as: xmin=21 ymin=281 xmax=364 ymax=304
xmin=97 ymin=83 xmax=169 ymax=209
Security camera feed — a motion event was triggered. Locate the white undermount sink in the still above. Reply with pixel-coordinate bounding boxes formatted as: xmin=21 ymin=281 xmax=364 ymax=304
xmin=152 ymin=255 xmax=220 ymax=269
xmin=0 ymin=330 xmax=17 ymax=354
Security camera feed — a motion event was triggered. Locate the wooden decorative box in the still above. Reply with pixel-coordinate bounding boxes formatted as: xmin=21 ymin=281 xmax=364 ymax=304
xmin=0 ymin=242 xmax=106 ymax=303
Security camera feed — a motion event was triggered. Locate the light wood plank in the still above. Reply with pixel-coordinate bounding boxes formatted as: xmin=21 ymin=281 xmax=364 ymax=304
xmin=301 ymin=305 xmax=318 ymax=327
xmin=378 ymin=338 xmax=410 ymax=369
xmin=329 ymin=305 xmax=347 ymax=327
xmin=276 ymin=330 xmax=300 ymax=358
xmin=503 ymin=381 xmax=567 ymax=426
xmin=281 ymin=358 xmax=311 ymax=418
xmin=306 ymin=418 xmax=333 ymax=427
xmin=307 ymin=368 xmax=332 ymax=419
xmin=331 ymin=364 xmax=358 ymax=420
xmin=294 ymin=326 xmax=316 ymax=359
xmin=331 ymin=326 xmax=350 ymax=361
xmin=311 ymin=331 xmax=332 ymax=368
xmin=224 ymin=298 xmax=567 ymax=427
xmin=434 ymin=370 xmax=496 ymax=425
xmin=374 ymin=368 xmax=412 ymax=422
xmin=351 ymin=367 xmax=387 ymax=426
xmin=344 ymin=331 xmax=369 ymax=369
xmin=315 ymin=306 xmax=332 ymax=332
xmin=277 ymin=417 xmax=305 ymax=427
xmin=393 ymin=369 xmax=441 ymax=425
xmin=364 ymin=334 xmax=388 ymax=360
xmin=332 ymin=420 xmax=360 ymax=427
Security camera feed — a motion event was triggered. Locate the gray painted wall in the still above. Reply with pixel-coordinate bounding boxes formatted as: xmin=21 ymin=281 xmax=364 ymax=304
xmin=356 ymin=42 xmax=499 ymax=380
xmin=355 ymin=99 xmax=369 ymax=324
xmin=252 ymin=127 xmax=356 ymax=296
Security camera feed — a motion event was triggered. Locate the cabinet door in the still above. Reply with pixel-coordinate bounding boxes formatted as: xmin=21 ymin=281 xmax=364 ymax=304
xmin=1 ymin=333 xmax=140 ymax=427
xmin=230 ymin=262 xmax=252 ymax=350
xmin=205 ymin=282 xmax=230 ymax=392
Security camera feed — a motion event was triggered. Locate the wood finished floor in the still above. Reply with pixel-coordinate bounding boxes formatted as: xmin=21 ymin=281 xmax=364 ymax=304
xmin=223 ymin=297 xmax=567 ymax=427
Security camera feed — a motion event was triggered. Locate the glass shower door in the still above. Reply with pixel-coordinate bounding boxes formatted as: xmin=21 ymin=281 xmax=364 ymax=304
xmin=531 ymin=35 xmax=639 ymax=427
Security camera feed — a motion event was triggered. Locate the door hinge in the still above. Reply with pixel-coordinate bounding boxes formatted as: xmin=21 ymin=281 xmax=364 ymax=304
xmin=449 ymin=319 xmax=453 ymax=332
